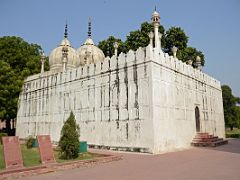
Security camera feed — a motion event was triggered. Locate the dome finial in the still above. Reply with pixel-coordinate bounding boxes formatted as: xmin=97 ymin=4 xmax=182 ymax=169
xmin=88 ymin=17 xmax=92 ymax=38
xmin=64 ymin=22 xmax=68 ymax=38
xmin=155 ymin=5 xmax=157 ymax=11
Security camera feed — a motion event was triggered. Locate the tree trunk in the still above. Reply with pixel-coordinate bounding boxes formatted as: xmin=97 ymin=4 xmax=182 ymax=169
xmin=5 ymin=119 xmax=16 ymax=136
xmin=6 ymin=119 xmax=11 ymax=131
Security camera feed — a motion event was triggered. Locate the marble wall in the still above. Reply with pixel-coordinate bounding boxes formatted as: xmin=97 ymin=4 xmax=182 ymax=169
xmin=16 ymin=45 xmax=225 ymax=154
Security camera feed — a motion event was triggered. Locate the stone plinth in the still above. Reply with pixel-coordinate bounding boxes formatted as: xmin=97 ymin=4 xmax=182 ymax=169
xmin=37 ymin=135 xmax=55 ymax=164
xmin=2 ymin=136 xmax=23 ymax=169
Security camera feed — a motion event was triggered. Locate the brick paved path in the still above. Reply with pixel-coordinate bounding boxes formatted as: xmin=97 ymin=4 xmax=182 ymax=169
xmin=20 ymin=139 xmax=240 ymax=180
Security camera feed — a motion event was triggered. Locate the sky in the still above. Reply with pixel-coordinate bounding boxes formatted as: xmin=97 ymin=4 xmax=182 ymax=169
xmin=0 ymin=0 xmax=239 ymax=97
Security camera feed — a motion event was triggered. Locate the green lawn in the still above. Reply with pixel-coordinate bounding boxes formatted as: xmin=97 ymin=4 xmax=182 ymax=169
xmin=0 ymin=145 xmax=4 ymax=169
xmin=21 ymin=145 xmax=41 ymax=167
xmin=0 ymin=145 xmax=41 ymax=169
xmin=54 ymin=150 xmax=98 ymax=163
xmin=226 ymin=128 xmax=240 ymax=138
xmin=0 ymin=145 xmax=96 ymax=170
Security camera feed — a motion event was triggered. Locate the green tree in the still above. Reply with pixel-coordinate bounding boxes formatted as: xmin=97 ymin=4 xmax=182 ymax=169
xmin=98 ymin=36 xmax=125 ymax=57
xmin=98 ymin=22 xmax=205 ymax=66
xmin=124 ymin=22 xmax=165 ymax=52
xmin=0 ymin=61 xmax=20 ymax=119
xmin=98 ymin=22 xmax=165 ymax=56
xmin=59 ymin=111 xmax=80 ymax=159
xmin=221 ymin=85 xmax=239 ymax=130
xmin=234 ymin=106 xmax=240 ymax=129
xmin=178 ymin=46 xmax=205 ymax=66
xmin=0 ymin=36 xmax=46 ymax=122
xmin=165 ymin=27 xmax=188 ymax=52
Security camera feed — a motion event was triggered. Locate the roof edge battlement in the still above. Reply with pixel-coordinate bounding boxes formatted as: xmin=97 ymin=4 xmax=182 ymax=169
xmin=23 ymin=45 xmax=220 ymax=94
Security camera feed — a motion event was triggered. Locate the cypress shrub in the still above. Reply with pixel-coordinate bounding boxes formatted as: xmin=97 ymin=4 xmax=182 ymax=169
xmin=59 ymin=111 xmax=80 ymax=159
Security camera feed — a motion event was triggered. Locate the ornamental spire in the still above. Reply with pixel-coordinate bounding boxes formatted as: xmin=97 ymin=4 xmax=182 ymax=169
xmin=88 ymin=17 xmax=92 ymax=38
xmin=64 ymin=23 xmax=68 ymax=38
xmin=40 ymin=50 xmax=45 ymax=74
xmin=151 ymin=8 xmax=160 ymax=50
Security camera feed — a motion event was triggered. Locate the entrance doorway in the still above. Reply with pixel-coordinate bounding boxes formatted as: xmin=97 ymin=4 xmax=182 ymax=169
xmin=195 ymin=106 xmax=200 ymax=132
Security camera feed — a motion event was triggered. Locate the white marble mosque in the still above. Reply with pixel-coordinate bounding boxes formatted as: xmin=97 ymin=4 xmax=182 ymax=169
xmin=16 ymin=10 xmax=225 ymax=154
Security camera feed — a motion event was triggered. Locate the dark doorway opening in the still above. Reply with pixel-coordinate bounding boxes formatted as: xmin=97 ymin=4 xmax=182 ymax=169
xmin=195 ymin=106 xmax=200 ymax=132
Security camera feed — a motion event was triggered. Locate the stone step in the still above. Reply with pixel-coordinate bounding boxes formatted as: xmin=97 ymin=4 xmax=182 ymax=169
xmin=193 ymin=137 xmax=221 ymax=142
xmin=196 ymin=132 xmax=209 ymax=136
xmin=191 ymin=132 xmax=228 ymax=147
xmin=195 ymin=134 xmax=213 ymax=138
xmin=196 ymin=132 xmax=209 ymax=135
xmin=191 ymin=139 xmax=228 ymax=147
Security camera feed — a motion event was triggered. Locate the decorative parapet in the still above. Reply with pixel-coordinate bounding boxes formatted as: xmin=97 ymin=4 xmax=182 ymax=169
xmin=23 ymin=45 xmax=221 ymax=92
xmin=118 ymin=52 xmax=126 ymax=69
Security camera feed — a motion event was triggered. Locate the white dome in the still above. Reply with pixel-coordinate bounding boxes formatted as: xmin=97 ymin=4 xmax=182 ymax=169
xmin=151 ymin=10 xmax=160 ymax=23
xmin=152 ymin=10 xmax=160 ymax=17
xmin=49 ymin=38 xmax=79 ymax=72
xmin=77 ymin=38 xmax=105 ymax=65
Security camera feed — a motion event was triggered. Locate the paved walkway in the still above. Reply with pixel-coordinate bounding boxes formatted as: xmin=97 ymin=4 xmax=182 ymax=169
xmin=20 ymin=139 xmax=240 ymax=180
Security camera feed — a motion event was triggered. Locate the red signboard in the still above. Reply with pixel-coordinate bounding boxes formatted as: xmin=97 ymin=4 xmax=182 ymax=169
xmin=2 ymin=136 xmax=23 ymax=169
xmin=37 ymin=135 xmax=55 ymax=164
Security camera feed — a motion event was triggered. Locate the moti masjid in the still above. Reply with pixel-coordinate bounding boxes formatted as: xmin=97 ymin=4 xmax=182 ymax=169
xmin=16 ymin=10 xmax=225 ymax=154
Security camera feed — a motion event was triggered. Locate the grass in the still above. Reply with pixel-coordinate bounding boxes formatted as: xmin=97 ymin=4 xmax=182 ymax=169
xmin=0 ymin=145 xmax=96 ymax=170
xmin=21 ymin=145 xmax=41 ymax=167
xmin=0 ymin=144 xmax=41 ymax=169
xmin=0 ymin=145 xmax=4 ymax=169
xmin=226 ymin=128 xmax=240 ymax=138
xmin=54 ymin=150 xmax=97 ymax=163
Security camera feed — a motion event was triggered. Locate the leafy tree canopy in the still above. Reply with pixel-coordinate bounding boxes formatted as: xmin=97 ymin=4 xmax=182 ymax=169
xmin=165 ymin=27 xmax=188 ymax=52
xmin=125 ymin=22 xmax=165 ymax=52
xmin=0 ymin=36 xmax=47 ymax=120
xmin=98 ymin=36 xmax=125 ymax=57
xmin=234 ymin=106 xmax=240 ymax=128
xmin=221 ymin=85 xmax=240 ymax=130
xmin=177 ymin=46 xmax=205 ymax=66
xmin=98 ymin=22 xmax=205 ymax=67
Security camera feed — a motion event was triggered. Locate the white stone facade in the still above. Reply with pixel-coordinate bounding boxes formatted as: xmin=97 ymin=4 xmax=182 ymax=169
xmin=16 ymin=44 xmax=225 ymax=154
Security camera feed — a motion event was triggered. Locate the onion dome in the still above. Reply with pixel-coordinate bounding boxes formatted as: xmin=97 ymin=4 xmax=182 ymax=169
xmin=77 ymin=38 xmax=105 ymax=65
xmin=151 ymin=6 xmax=160 ymax=24
xmin=77 ymin=18 xmax=105 ymax=65
xmin=49 ymin=24 xmax=79 ymax=72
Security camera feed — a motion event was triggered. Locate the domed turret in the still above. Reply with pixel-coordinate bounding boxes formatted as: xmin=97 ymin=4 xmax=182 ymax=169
xmin=151 ymin=7 xmax=161 ymax=50
xmin=77 ymin=18 xmax=105 ymax=65
xmin=49 ymin=24 xmax=79 ymax=72
xmin=151 ymin=6 xmax=160 ymax=24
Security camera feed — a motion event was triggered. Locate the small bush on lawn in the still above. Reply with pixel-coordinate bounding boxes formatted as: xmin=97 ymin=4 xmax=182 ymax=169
xmin=59 ymin=111 xmax=80 ymax=159
xmin=26 ymin=136 xmax=35 ymax=148
xmin=0 ymin=133 xmax=7 ymax=144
